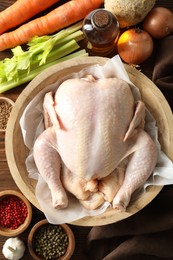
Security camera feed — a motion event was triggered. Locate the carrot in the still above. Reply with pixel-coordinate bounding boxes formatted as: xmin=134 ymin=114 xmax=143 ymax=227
xmin=0 ymin=0 xmax=104 ymax=51
xmin=0 ymin=0 xmax=61 ymax=35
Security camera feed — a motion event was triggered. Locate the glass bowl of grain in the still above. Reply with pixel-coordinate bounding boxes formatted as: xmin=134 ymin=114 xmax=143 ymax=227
xmin=0 ymin=97 xmax=14 ymax=132
xmin=28 ymin=219 xmax=75 ymax=260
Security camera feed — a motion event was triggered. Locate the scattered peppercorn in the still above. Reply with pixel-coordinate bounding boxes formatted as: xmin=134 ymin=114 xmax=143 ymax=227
xmin=34 ymin=224 xmax=69 ymax=259
xmin=0 ymin=100 xmax=13 ymax=130
xmin=0 ymin=195 xmax=28 ymax=230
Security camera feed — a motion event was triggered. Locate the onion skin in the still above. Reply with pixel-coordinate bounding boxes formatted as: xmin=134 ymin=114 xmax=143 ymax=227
xmin=117 ymin=28 xmax=154 ymax=65
xmin=143 ymin=7 xmax=173 ymax=39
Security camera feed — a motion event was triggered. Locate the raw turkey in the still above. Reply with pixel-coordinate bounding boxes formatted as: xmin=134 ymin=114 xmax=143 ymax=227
xmin=33 ymin=74 xmax=157 ymax=211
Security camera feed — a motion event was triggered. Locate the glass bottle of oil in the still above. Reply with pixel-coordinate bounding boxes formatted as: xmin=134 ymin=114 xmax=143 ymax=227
xmin=82 ymin=9 xmax=119 ymax=56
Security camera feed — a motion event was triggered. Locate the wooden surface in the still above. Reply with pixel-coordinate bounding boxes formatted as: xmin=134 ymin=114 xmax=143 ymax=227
xmin=0 ymin=0 xmax=173 ymax=259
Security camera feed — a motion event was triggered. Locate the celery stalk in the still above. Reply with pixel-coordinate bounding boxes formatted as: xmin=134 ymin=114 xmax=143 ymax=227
xmin=38 ymin=39 xmax=80 ymax=65
xmin=52 ymin=21 xmax=83 ymax=39
xmin=57 ymin=50 xmax=88 ymax=62
xmin=0 ymin=21 xmax=88 ymax=93
xmin=54 ymin=30 xmax=84 ymax=45
xmin=0 ymin=50 xmax=88 ymax=93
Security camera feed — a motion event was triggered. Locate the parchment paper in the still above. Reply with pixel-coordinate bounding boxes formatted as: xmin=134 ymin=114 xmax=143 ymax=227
xmin=20 ymin=55 xmax=173 ymax=224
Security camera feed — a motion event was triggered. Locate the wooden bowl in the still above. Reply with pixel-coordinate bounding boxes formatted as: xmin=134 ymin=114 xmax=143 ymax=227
xmin=5 ymin=57 xmax=173 ymax=226
xmin=0 ymin=190 xmax=32 ymax=237
xmin=0 ymin=97 xmax=14 ymax=132
xmin=28 ymin=219 xmax=75 ymax=260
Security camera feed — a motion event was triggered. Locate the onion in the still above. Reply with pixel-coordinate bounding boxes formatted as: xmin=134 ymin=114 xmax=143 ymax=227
xmin=117 ymin=28 xmax=154 ymax=65
xmin=143 ymin=7 xmax=173 ymax=39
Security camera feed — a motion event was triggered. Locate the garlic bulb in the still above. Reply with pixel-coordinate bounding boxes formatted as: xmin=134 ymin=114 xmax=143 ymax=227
xmin=2 ymin=237 xmax=26 ymax=260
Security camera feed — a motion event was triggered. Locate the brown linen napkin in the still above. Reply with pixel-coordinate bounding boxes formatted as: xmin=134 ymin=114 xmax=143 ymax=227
xmin=85 ymin=186 xmax=173 ymax=259
xmin=152 ymin=35 xmax=173 ymax=110
xmin=85 ymin=36 xmax=173 ymax=260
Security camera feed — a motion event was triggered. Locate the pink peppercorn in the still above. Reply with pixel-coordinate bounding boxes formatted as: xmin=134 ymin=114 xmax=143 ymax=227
xmin=0 ymin=195 xmax=28 ymax=230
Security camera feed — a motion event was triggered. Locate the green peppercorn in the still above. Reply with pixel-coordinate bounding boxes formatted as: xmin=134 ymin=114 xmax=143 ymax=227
xmin=33 ymin=224 xmax=69 ymax=259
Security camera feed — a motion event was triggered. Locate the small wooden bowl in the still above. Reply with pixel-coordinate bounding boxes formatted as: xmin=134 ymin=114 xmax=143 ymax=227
xmin=0 ymin=97 xmax=14 ymax=106
xmin=0 ymin=97 xmax=14 ymax=132
xmin=0 ymin=190 xmax=32 ymax=237
xmin=28 ymin=219 xmax=75 ymax=260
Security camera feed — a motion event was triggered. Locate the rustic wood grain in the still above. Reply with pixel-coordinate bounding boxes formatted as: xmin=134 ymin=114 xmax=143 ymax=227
xmin=0 ymin=0 xmax=172 ymax=259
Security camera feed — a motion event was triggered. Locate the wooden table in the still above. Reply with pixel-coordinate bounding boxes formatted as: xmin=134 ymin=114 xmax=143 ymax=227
xmin=0 ymin=0 xmax=172 ymax=259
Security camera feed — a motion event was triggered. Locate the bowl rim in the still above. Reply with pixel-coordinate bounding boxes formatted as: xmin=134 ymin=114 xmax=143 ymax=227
xmin=28 ymin=219 xmax=75 ymax=260
xmin=0 ymin=97 xmax=14 ymax=106
xmin=0 ymin=97 xmax=14 ymax=132
xmin=0 ymin=189 xmax=32 ymax=237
